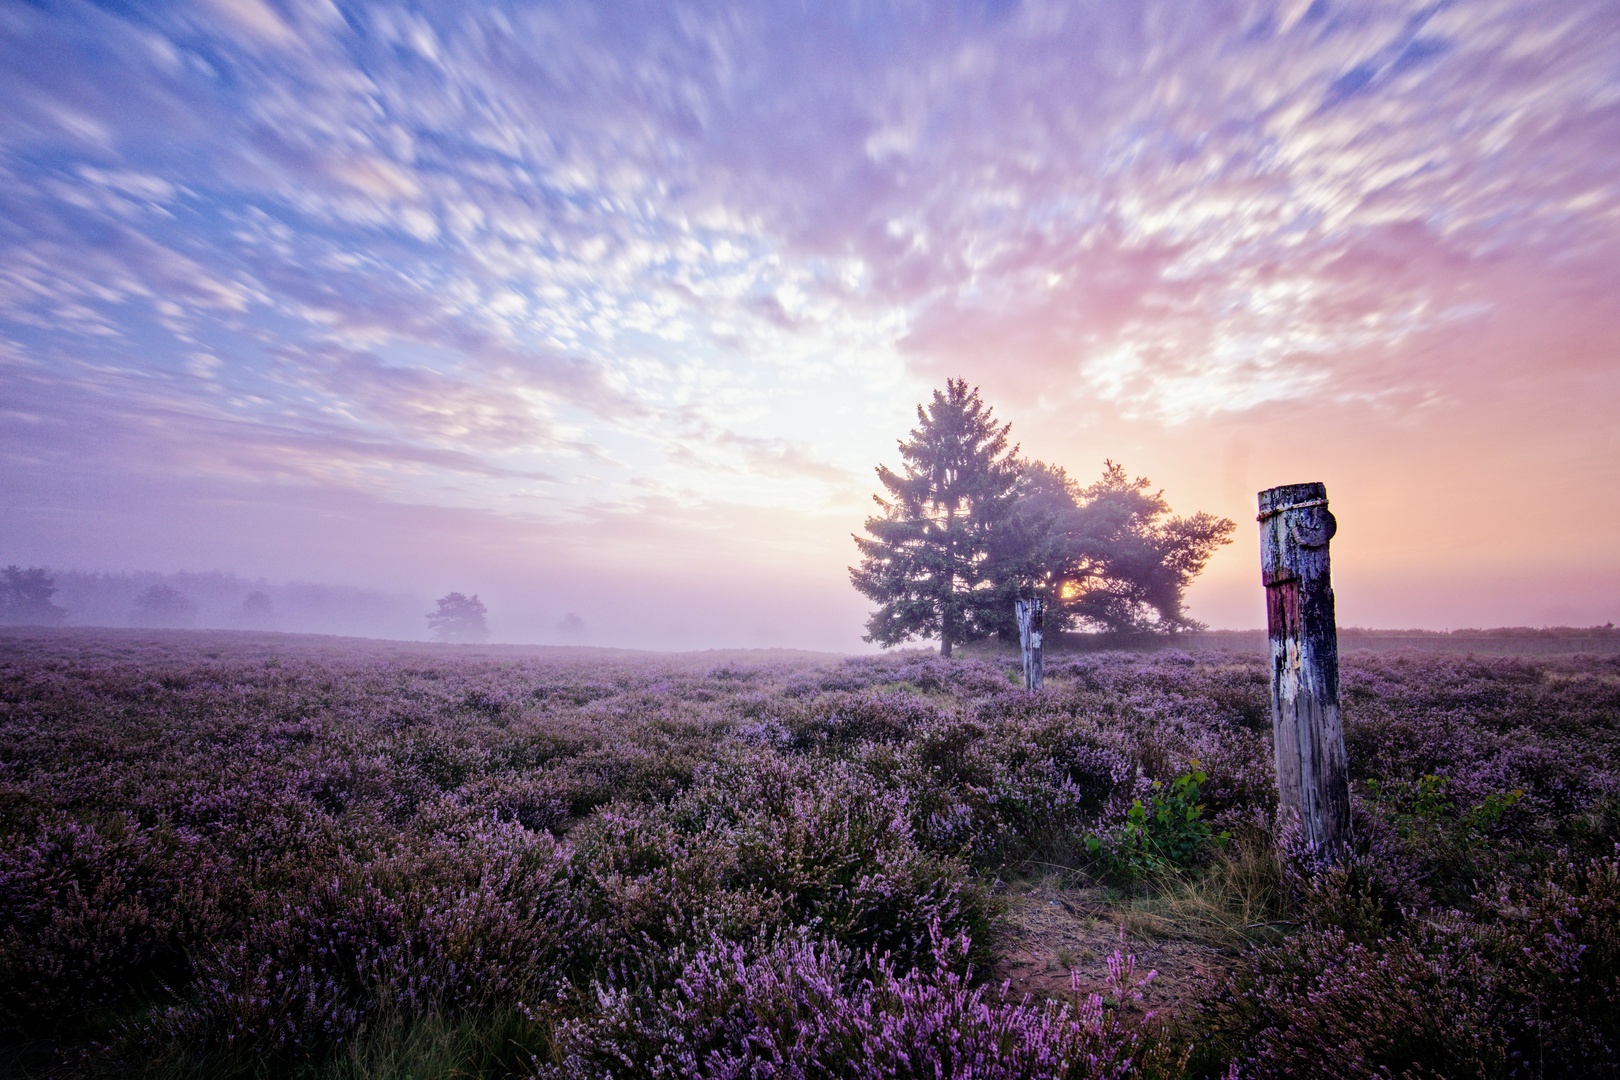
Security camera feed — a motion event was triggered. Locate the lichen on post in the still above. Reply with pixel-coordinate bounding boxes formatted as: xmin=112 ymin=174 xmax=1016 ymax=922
xmin=1258 ymin=482 xmax=1351 ymax=862
xmin=1015 ymin=597 xmax=1044 ymax=691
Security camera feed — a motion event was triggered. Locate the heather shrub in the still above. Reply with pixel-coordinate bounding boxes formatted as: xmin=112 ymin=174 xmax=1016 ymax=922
xmin=1276 ymin=802 xmax=1431 ymax=943
xmin=571 ymin=747 xmax=999 ymax=978
xmin=1471 ymin=851 xmax=1620 ymax=1068
xmin=869 ymin=710 xmax=1145 ymax=871
xmin=541 ymin=929 xmax=1188 ymax=1080
xmin=1207 ymin=922 xmax=1518 ymax=1078
xmin=0 ymin=813 xmax=227 ymax=1032
xmin=1204 ymin=852 xmax=1620 ymax=1078
xmin=2 ymin=631 xmax=1616 ymax=1077
xmin=787 ymin=689 xmax=948 ymax=749
xmin=135 ymin=824 xmax=578 ymax=1064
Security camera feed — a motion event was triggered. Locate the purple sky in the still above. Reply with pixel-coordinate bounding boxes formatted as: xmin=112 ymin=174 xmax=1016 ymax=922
xmin=2 ymin=0 xmax=1617 ymax=648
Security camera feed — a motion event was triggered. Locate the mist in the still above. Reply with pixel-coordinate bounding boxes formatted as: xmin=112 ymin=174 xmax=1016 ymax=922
xmin=6 ymin=563 xmax=877 ymax=652
xmin=1 ymin=0 xmax=1615 ymax=650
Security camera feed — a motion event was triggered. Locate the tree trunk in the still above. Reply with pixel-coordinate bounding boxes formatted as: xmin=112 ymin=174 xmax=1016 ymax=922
xmin=1258 ymin=482 xmax=1351 ymax=863
xmin=941 ymin=507 xmax=956 ymax=658
xmin=1016 ymin=598 xmax=1044 ymax=690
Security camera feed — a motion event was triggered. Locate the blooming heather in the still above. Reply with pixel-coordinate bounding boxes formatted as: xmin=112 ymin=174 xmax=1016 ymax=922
xmin=0 ymin=629 xmax=1615 ymax=1075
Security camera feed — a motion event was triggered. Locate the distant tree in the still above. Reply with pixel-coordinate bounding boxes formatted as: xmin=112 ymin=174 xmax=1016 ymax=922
xmin=238 ymin=590 xmax=275 ymax=628
xmin=850 ymin=379 xmax=1020 ymax=657
xmin=556 ymin=612 xmax=586 ymax=639
xmin=986 ymin=460 xmax=1236 ymax=638
xmin=130 ymin=584 xmax=197 ymax=628
xmin=0 ymin=565 xmax=68 ymax=625
xmin=428 ymin=592 xmax=489 ymax=642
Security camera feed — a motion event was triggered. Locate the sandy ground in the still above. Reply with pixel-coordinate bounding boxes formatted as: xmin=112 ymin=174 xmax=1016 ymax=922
xmin=987 ymin=880 xmax=1239 ymax=1020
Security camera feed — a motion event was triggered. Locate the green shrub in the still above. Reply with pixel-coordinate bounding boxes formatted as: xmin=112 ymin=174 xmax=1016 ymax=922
xmin=1087 ymin=764 xmax=1229 ymax=879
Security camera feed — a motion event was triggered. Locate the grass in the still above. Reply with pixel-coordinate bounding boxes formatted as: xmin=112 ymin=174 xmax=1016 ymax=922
xmin=1117 ymin=837 xmax=1290 ymax=950
xmin=326 ymin=1009 xmax=551 ymax=1080
xmin=1024 ymin=833 xmax=1290 ymax=952
xmin=130 ymin=1008 xmax=552 ymax=1080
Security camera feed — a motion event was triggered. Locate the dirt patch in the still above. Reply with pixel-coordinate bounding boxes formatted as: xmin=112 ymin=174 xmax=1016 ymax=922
xmin=989 ymin=881 xmax=1239 ymax=1020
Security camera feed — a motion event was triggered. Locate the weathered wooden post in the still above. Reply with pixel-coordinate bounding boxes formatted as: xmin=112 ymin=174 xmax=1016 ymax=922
xmin=1258 ymin=483 xmax=1351 ymax=862
xmin=1016 ymin=597 xmax=1044 ymax=691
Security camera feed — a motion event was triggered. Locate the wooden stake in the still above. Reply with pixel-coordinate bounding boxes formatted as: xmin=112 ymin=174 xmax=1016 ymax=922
xmin=1016 ymin=597 xmax=1044 ymax=691
xmin=1258 ymin=483 xmax=1351 ymax=862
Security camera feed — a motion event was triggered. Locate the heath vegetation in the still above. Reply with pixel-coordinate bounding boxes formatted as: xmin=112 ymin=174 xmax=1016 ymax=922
xmin=0 ymin=629 xmax=1616 ymax=1078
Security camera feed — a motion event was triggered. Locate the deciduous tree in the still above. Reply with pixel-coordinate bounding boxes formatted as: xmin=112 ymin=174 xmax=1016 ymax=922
xmin=238 ymin=590 xmax=276 ymax=629
xmin=986 ymin=460 xmax=1235 ymax=638
xmin=428 ymin=592 xmax=489 ymax=643
xmin=0 ymin=566 xmax=68 ymax=625
xmin=130 ymin=584 xmax=196 ymax=628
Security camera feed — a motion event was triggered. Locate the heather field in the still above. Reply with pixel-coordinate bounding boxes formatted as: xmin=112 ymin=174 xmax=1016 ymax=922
xmin=1 ymin=629 xmax=1617 ymax=1079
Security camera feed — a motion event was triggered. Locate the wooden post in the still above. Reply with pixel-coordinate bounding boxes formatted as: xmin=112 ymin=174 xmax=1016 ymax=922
xmin=1258 ymin=483 xmax=1351 ymax=862
xmin=1016 ymin=597 xmax=1044 ymax=691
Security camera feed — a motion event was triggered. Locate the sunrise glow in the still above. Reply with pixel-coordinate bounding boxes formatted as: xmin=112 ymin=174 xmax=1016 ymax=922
xmin=1 ymin=0 xmax=1615 ymax=647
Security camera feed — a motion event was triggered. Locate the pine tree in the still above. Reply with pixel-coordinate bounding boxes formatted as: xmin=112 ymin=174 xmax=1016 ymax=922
xmin=978 ymin=460 xmax=1081 ymax=639
xmin=850 ymin=380 xmax=1020 ymax=657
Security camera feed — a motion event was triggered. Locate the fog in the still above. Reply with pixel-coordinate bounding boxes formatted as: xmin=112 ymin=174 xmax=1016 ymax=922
xmin=1 ymin=1 xmax=1616 ymax=648
xmin=8 ymin=554 xmax=1613 ymax=653
xmin=35 ymin=570 xmax=425 ymax=642
xmin=4 ymin=564 xmax=877 ymax=652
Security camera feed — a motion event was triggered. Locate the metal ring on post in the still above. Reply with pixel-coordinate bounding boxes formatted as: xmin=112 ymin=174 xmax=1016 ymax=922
xmin=1256 ymin=497 xmax=1329 ymax=523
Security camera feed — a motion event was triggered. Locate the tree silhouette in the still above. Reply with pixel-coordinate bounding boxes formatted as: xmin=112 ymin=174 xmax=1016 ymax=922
xmin=985 ymin=460 xmax=1235 ymax=638
xmin=130 ymin=584 xmax=196 ymax=628
xmin=852 ymin=384 xmax=1237 ymax=648
xmin=427 ymin=592 xmax=489 ymax=642
xmin=850 ymin=379 xmax=1020 ymax=657
xmin=0 ymin=566 xmax=68 ymax=625
xmin=238 ymin=590 xmax=275 ymax=628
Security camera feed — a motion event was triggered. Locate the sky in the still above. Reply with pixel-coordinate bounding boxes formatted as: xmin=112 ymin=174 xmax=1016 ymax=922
xmin=1 ymin=0 xmax=1617 ymax=649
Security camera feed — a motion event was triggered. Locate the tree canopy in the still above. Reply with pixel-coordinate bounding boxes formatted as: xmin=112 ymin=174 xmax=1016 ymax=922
xmin=428 ymin=592 xmax=489 ymax=643
xmin=852 ymin=382 xmax=1236 ymax=653
xmin=237 ymin=590 xmax=276 ymax=629
xmin=986 ymin=460 xmax=1236 ymax=639
xmin=0 ymin=566 xmax=67 ymax=626
xmin=130 ymin=583 xmax=197 ymax=628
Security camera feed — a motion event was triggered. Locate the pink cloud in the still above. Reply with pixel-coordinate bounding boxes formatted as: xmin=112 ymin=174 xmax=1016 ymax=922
xmin=2 ymin=0 xmax=1616 ymax=640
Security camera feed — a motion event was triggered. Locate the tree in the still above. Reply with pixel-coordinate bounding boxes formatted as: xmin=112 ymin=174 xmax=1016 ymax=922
xmin=428 ymin=592 xmax=489 ymax=642
xmin=986 ymin=460 xmax=1236 ymax=638
xmin=238 ymin=590 xmax=276 ymax=628
xmin=0 ymin=565 xmax=68 ymax=625
xmin=978 ymin=460 xmax=1082 ymax=636
xmin=850 ymin=379 xmax=1020 ymax=657
xmin=130 ymin=584 xmax=196 ymax=628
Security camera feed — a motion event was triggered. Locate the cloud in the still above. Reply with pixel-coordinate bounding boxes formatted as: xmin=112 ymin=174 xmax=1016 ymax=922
xmin=0 ymin=0 xmax=1615 ymax=637
xmin=624 ymin=0 xmax=1620 ymax=421
xmin=199 ymin=0 xmax=301 ymax=49
xmin=0 ymin=342 xmax=558 ymax=494
xmin=271 ymin=341 xmax=565 ymax=452
xmin=661 ymin=423 xmax=855 ymax=485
